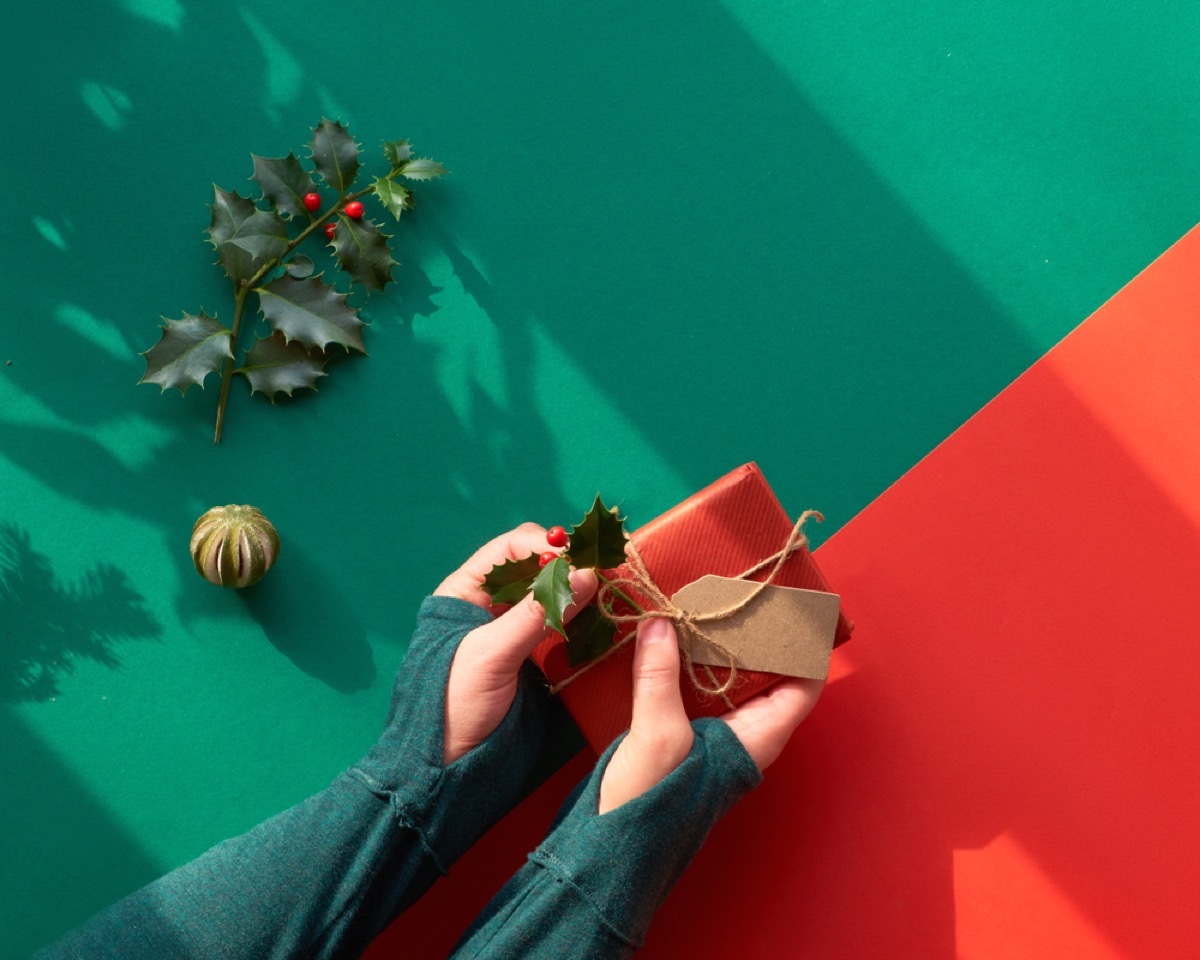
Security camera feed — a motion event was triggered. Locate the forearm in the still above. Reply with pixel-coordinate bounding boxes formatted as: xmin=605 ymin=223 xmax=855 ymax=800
xmin=450 ymin=718 xmax=762 ymax=959
xmin=37 ymin=597 xmax=562 ymax=960
xmin=35 ymin=770 xmax=442 ymax=960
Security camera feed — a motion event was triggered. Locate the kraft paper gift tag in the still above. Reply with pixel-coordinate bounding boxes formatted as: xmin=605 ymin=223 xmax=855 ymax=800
xmin=672 ymin=575 xmax=840 ymax=680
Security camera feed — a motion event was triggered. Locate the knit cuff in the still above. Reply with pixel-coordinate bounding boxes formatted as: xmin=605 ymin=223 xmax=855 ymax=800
xmin=530 ymin=717 xmax=762 ymax=947
xmin=351 ymin=596 xmax=562 ymax=871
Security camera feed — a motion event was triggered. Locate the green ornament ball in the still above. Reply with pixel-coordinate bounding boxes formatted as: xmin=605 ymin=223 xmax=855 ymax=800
xmin=190 ymin=505 xmax=280 ymax=588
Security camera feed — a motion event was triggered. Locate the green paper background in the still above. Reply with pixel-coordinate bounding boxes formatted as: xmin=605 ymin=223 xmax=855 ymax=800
xmin=3 ymin=1 xmax=1199 ymax=954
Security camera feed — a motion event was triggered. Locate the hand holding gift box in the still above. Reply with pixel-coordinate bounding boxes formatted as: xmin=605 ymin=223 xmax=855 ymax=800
xmin=485 ymin=463 xmax=853 ymax=754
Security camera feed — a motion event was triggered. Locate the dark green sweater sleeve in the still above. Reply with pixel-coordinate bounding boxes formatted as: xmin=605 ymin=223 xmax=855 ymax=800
xmin=351 ymin=596 xmax=567 ymax=872
xmin=34 ymin=597 xmax=561 ymax=960
xmin=449 ymin=717 xmax=763 ymax=959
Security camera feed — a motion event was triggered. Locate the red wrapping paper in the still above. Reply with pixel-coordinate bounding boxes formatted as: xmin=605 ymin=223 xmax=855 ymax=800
xmin=530 ymin=463 xmax=853 ymax=753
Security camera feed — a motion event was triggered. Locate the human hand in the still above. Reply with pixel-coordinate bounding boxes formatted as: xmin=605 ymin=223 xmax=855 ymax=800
xmin=598 ymin=618 xmax=823 ymax=814
xmin=434 ymin=523 xmax=597 ymax=765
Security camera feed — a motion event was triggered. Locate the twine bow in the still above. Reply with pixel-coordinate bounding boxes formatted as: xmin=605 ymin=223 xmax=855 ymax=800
xmin=548 ymin=510 xmax=823 ymax=708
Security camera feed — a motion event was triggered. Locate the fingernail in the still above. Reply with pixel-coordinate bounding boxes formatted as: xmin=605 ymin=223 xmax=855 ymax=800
xmin=568 ymin=567 xmax=598 ymax=597
xmin=640 ymin=617 xmax=669 ymax=645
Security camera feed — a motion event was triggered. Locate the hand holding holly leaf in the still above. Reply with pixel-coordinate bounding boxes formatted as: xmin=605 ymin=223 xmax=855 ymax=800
xmin=483 ymin=497 xmax=633 ymax=665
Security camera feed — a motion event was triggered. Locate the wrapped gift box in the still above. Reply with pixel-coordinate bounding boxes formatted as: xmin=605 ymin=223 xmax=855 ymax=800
xmin=530 ymin=463 xmax=853 ymax=753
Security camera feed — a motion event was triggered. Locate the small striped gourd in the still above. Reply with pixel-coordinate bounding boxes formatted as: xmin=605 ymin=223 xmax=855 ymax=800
xmin=190 ymin=505 xmax=280 ymax=588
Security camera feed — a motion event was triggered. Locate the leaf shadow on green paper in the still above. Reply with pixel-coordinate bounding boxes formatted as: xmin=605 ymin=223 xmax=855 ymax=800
xmin=338 ymin=229 xmax=585 ymax=640
xmin=0 ymin=524 xmax=161 ymax=705
xmin=0 ymin=411 xmax=379 ymax=698
xmin=364 ymin=0 xmax=1055 ymax=549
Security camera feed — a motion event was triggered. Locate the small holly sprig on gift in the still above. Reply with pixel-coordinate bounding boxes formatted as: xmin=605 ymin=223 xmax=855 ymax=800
xmin=482 ymin=497 xmax=638 ymax=666
xmin=139 ymin=118 xmax=446 ymax=443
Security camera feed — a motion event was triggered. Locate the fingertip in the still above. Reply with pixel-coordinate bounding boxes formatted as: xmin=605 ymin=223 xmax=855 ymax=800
xmin=436 ymin=523 xmax=552 ymax=605
xmin=511 ymin=590 xmax=548 ymax=633
xmin=638 ymin=617 xmax=672 ymax=646
xmin=568 ymin=566 xmax=599 ymax=604
xmin=629 ymin=617 xmax=684 ymax=719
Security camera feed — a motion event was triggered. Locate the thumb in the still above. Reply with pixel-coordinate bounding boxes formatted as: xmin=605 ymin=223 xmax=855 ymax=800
xmin=628 ymin=617 xmax=690 ymax=735
xmin=597 ymin=617 xmax=694 ymax=815
xmin=459 ymin=567 xmax=598 ymax=673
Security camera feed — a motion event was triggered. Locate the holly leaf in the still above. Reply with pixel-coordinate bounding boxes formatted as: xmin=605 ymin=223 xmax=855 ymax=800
xmin=255 ymin=274 xmax=365 ymax=353
xmin=139 ymin=312 xmax=233 ymax=395
xmin=207 ymin=186 xmax=288 ymax=283
xmin=372 ymin=177 xmax=412 ymax=221
xmin=569 ymin=496 xmax=629 ymax=569
xmin=382 ymin=139 xmax=412 ymax=169
xmin=481 ymin=553 xmax=542 ymax=606
xmin=330 ymin=215 xmax=396 ymax=292
xmin=251 ymin=153 xmax=318 ymax=218
xmin=234 ymin=332 xmax=327 ymax=401
xmin=309 ymin=118 xmax=360 ymax=193
xmin=532 ymin=556 xmax=573 ymax=639
xmin=565 ymin=605 xmax=618 ymax=667
xmin=207 ymin=186 xmax=254 ymax=248
xmin=286 ymin=255 xmax=315 ymax=279
xmin=399 ymin=157 xmax=447 ymax=181
xmin=227 ymin=234 xmax=289 ymax=261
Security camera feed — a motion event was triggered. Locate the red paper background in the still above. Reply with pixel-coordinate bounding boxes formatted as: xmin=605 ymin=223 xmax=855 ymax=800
xmin=368 ymin=227 xmax=1200 ymax=959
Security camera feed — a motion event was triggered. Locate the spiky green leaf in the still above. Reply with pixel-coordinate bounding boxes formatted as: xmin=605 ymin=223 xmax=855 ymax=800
xmin=139 ymin=312 xmax=233 ymax=395
xmin=481 ymin=553 xmax=542 ymax=606
xmin=330 ymin=215 xmax=396 ymax=292
xmin=286 ymin=255 xmax=315 ymax=279
xmin=309 ymin=118 xmax=360 ymax=193
xmin=255 ymin=274 xmax=365 ymax=353
xmin=207 ymin=186 xmax=254 ymax=247
xmin=207 ymin=186 xmax=288 ymax=283
xmin=565 ymin=605 xmax=619 ymax=667
xmin=382 ymin=139 xmax=412 ymax=169
xmin=234 ymin=332 xmax=327 ymax=401
xmin=569 ymin=496 xmax=629 ymax=570
xmin=532 ymin=557 xmax=573 ymax=639
xmin=399 ymin=157 xmax=447 ymax=181
xmin=227 ymin=234 xmax=288 ymax=260
xmin=372 ymin=177 xmax=412 ymax=221
xmin=251 ymin=153 xmax=318 ymax=218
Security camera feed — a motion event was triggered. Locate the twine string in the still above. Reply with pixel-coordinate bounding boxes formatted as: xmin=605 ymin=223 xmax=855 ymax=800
xmin=547 ymin=510 xmax=823 ymax=706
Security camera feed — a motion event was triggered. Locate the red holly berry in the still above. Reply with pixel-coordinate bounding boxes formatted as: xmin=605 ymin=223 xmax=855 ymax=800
xmin=302 ymin=192 xmax=321 ymax=213
xmin=323 ymin=223 xmax=337 ymax=239
xmin=538 ymin=551 xmax=558 ymax=568
xmin=546 ymin=526 xmax=569 ymax=548
xmin=344 ymin=200 xmax=365 ymax=220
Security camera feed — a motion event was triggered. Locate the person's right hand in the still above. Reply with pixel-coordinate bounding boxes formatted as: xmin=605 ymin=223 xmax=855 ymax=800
xmin=598 ymin=617 xmax=823 ymax=814
xmin=433 ymin=523 xmax=597 ymax=765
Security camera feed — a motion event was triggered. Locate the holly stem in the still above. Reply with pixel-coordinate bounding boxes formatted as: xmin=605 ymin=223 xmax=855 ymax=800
xmin=243 ymin=184 xmax=377 ymax=289
xmin=210 ymin=185 xmax=380 ymax=443
xmin=212 ymin=286 xmax=250 ymax=444
xmin=596 ymin=571 xmax=642 ymax=615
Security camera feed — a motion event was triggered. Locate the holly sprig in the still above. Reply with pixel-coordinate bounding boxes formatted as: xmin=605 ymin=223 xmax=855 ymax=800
xmin=483 ymin=497 xmax=634 ymax=666
xmin=138 ymin=119 xmax=447 ymax=443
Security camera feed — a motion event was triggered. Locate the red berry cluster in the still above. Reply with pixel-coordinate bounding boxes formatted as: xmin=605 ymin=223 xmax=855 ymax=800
xmin=303 ymin=192 xmax=339 ymax=239
xmin=303 ymin=192 xmax=366 ymax=240
xmin=539 ymin=525 xmax=570 ymax=567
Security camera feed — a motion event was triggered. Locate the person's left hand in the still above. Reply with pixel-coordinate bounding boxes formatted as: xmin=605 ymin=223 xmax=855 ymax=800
xmin=434 ymin=524 xmax=598 ymax=764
